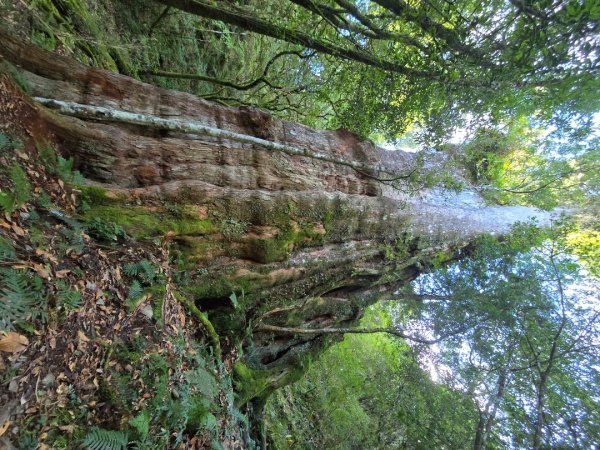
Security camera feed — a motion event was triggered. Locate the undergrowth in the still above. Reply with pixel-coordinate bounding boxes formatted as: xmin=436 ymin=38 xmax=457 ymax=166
xmin=0 ymin=130 xmax=256 ymax=449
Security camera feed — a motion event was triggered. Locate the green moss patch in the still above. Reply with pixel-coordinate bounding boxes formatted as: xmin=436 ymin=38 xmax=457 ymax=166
xmin=82 ymin=204 xmax=215 ymax=238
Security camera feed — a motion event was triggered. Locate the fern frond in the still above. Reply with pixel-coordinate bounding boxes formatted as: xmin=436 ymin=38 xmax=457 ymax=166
xmin=57 ymin=156 xmax=85 ymax=183
xmin=139 ymin=259 xmax=156 ymax=282
xmin=123 ymin=262 xmax=140 ymax=277
xmin=128 ymin=280 xmax=143 ymax=300
xmin=0 ymin=192 xmax=15 ymax=214
xmin=0 ymin=236 xmax=16 ymax=261
xmin=124 ymin=259 xmax=157 ymax=283
xmin=56 ymin=281 xmax=82 ymax=310
xmin=83 ymin=427 xmax=128 ymax=450
xmin=0 ymin=269 xmax=43 ymax=331
xmin=8 ymin=163 xmax=31 ymax=207
xmin=0 ymin=133 xmax=10 ymax=152
xmin=128 ymin=410 xmax=150 ymax=440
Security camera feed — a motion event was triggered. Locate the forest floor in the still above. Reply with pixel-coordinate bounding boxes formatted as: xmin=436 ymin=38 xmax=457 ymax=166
xmin=0 ymin=65 xmax=247 ymax=449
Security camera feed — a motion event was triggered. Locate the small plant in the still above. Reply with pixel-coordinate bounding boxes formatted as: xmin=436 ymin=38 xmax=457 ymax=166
xmin=83 ymin=427 xmax=128 ymax=450
xmin=124 ymin=259 xmax=157 ymax=283
xmin=0 ymin=163 xmax=32 ymax=214
xmin=56 ymin=281 xmax=82 ymax=311
xmin=127 ymin=280 xmax=143 ymax=300
xmin=0 ymin=269 xmax=45 ymax=331
xmin=0 ymin=236 xmax=16 ymax=260
xmin=36 ymin=141 xmax=85 ymax=183
xmin=128 ymin=410 xmax=150 ymax=441
xmin=86 ymin=217 xmax=126 ymax=242
xmin=0 ymin=132 xmax=11 ymax=151
xmin=2 ymin=65 xmax=31 ymax=93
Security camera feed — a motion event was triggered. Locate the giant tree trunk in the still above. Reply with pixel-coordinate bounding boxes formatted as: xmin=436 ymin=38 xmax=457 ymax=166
xmin=0 ymin=29 xmax=556 ymax=406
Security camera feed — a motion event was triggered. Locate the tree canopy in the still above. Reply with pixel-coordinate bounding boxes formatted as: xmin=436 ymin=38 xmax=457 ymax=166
xmin=153 ymin=0 xmax=599 ymax=139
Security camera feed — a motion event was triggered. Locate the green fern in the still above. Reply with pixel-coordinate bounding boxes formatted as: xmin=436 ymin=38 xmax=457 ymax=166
xmin=128 ymin=280 xmax=143 ymax=300
xmin=0 ymin=269 xmax=44 ymax=331
xmin=124 ymin=259 xmax=157 ymax=283
xmin=0 ymin=192 xmax=15 ymax=213
xmin=0 ymin=236 xmax=16 ymax=260
xmin=35 ymin=141 xmax=85 ymax=183
xmin=57 ymin=156 xmax=85 ymax=183
xmin=10 ymin=164 xmax=31 ymax=206
xmin=0 ymin=132 xmax=11 ymax=152
xmin=185 ymin=366 xmax=219 ymax=399
xmin=83 ymin=427 xmax=128 ymax=450
xmin=128 ymin=410 xmax=150 ymax=440
xmin=56 ymin=281 xmax=82 ymax=310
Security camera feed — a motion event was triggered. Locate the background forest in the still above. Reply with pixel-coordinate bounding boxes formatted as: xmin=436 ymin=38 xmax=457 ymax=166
xmin=0 ymin=0 xmax=598 ymax=449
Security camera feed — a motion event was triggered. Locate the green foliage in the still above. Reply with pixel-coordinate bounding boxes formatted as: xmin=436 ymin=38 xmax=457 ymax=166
xmin=404 ymin=227 xmax=600 ymax=448
xmin=0 ymin=132 xmax=11 ymax=152
xmin=83 ymin=427 xmax=128 ymax=450
xmin=128 ymin=410 xmax=150 ymax=440
xmin=127 ymin=280 xmax=143 ymax=301
xmin=36 ymin=141 xmax=85 ymax=183
xmin=124 ymin=259 xmax=157 ymax=284
xmin=0 ymin=269 xmax=45 ymax=331
xmin=85 ymin=217 xmax=126 ymax=242
xmin=8 ymin=163 xmax=30 ymax=205
xmin=0 ymin=235 xmax=16 ymax=260
xmin=0 ymin=163 xmax=32 ymax=214
xmin=56 ymin=280 xmax=82 ymax=311
xmin=0 ymin=63 xmax=31 ymax=93
xmin=266 ymin=327 xmax=477 ymax=450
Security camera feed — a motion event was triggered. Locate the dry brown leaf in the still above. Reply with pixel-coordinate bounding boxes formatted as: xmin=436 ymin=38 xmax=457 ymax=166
xmin=58 ymin=425 xmax=75 ymax=434
xmin=11 ymin=223 xmax=25 ymax=236
xmin=35 ymin=248 xmax=58 ymax=264
xmin=55 ymin=269 xmax=70 ymax=278
xmin=0 ymin=420 xmax=10 ymax=436
xmin=0 ymin=332 xmax=29 ymax=353
xmin=77 ymin=330 xmax=90 ymax=343
xmin=33 ymin=263 xmax=49 ymax=279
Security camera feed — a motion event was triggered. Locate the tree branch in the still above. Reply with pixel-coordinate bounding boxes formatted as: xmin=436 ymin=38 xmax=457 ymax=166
xmin=255 ymin=323 xmax=467 ymax=345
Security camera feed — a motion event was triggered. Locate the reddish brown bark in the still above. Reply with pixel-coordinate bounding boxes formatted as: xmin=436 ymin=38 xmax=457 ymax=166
xmin=0 ymin=30 xmax=556 ymax=402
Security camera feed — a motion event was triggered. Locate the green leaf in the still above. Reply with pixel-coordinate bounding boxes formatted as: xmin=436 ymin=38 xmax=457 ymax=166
xmin=83 ymin=427 xmax=128 ymax=450
xmin=229 ymin=292 xmax=238 ymax=309
xmin=128 ymin=410 xmax=150 ymax=439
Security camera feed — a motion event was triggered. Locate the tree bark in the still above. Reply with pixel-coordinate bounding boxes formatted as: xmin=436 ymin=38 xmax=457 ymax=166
xmin=0 ymin=28 xmax=559 ymax=404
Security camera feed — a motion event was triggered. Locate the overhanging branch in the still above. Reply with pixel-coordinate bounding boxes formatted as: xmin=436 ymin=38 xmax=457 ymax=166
xmin=255 ymin=323 xmax=466 ymax=345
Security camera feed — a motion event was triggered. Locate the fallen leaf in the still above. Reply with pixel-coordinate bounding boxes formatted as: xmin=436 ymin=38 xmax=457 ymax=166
xmin=77 ymin=331 xmax=90 ymax=343
xmin=0 ymin=420 xmax=10 ymax=436
xmin=58 ymin=425 xmax=75 ymax=434
xmin=55 ymin=269 xmax=70 ymax=278
xmin=33 ymin=263 xmax=49 ymax=279
xmin=11 ymin=223 xmax=25 ymax=236
xmin=0 ymin=332 xmax=29 ymax=353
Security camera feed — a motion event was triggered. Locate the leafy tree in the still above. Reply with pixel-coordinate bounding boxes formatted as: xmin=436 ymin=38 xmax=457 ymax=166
xmin=399 ymin=227 xmax=600 ymax=448
xmin=153 ymin=0 xmax=599 ymax=139
xmin=265 ymin=313 xmax=478 ymax=449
